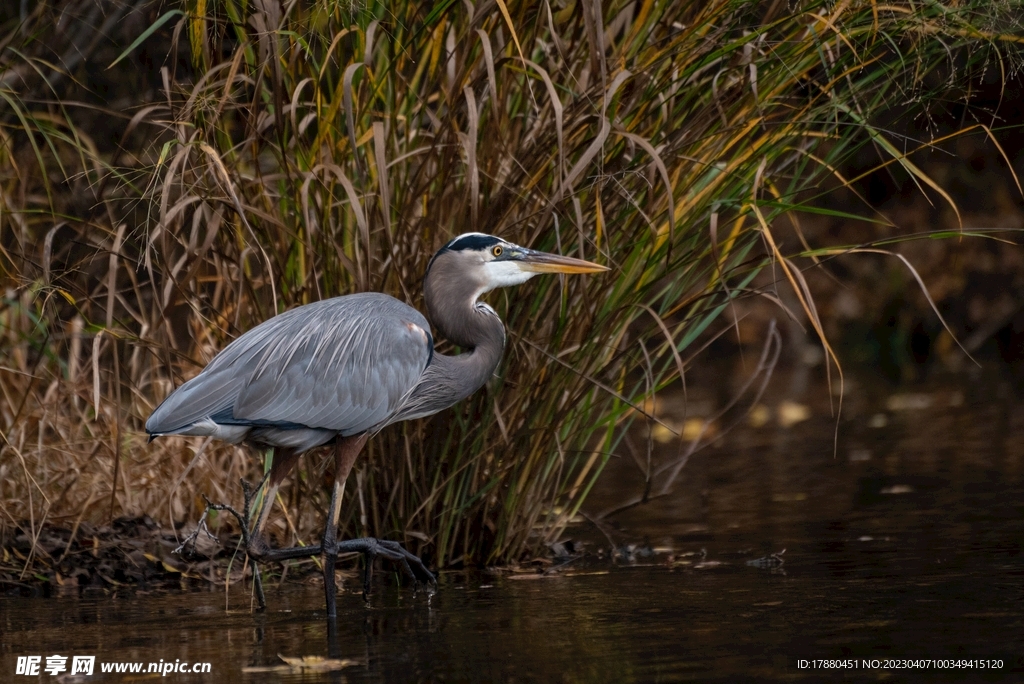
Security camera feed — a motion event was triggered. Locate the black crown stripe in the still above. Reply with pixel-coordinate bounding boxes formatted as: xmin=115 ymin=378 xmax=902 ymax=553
xmin=443 ymin=234 xmax=501 ymax=252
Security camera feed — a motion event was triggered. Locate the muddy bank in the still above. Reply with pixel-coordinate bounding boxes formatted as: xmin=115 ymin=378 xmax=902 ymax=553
xmin=1 ymin=516 xmax=274 ymax=597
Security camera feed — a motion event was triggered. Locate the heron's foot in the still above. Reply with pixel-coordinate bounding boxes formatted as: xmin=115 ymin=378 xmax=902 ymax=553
xmin=333 ymin=537 xmax=437 ymax=597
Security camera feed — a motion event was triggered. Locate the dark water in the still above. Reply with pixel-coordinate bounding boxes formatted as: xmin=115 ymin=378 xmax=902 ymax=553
xmin=3 ymin=373 xmax=1024 ymax=682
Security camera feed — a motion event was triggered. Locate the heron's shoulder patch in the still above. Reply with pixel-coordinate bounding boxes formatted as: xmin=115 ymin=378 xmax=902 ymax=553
xmin=404 ymin=321 xmax=434 ymax=370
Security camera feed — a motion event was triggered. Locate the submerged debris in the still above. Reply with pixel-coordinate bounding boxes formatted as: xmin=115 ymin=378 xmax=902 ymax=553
xmin=613 ymin=543 xmax=656 ymax=562
xmin=746 ymin=549 xmax=786 ymax=570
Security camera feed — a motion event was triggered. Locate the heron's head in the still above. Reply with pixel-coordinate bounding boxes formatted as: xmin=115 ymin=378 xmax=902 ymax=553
xmin=425 ymin=233 xmax=608 ymax=297
xmin=423 ymin=233 xmax=607 ymax=347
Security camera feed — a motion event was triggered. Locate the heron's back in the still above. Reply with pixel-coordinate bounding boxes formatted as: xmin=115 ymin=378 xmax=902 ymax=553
xmin=146 ymin=293 xmax=433 ymax=450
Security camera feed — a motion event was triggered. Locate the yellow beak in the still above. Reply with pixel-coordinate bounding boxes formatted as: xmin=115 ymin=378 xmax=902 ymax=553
xmin=516 ymin=249 xmax=609 ymax=274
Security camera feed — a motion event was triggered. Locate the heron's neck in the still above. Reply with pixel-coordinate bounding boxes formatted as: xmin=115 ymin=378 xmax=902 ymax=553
xmin=423 ymin=266 xmax=506 ymax=402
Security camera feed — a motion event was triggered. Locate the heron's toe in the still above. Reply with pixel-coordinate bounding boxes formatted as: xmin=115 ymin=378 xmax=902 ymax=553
xmin=373 ymin=540 xmax=435 ymax=585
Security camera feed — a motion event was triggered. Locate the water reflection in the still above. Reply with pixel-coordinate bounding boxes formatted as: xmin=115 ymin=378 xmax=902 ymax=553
xmin=3 ymin=561 xmax=1021 ymax=682
xmin=3 ymin=372 xmax=1024 ymax=681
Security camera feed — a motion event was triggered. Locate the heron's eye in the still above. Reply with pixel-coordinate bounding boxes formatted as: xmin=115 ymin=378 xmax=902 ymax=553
xmin=492 ymin=245 xmax=503 ymax=257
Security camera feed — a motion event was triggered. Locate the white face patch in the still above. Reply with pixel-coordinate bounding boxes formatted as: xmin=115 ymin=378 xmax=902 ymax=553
xmin=479 ymin=259 xmax=536 ymax=293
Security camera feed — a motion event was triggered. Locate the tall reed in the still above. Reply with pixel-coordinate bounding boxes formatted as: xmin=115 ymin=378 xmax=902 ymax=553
xmin=1 ymin=0 xmax=1021 ymax=569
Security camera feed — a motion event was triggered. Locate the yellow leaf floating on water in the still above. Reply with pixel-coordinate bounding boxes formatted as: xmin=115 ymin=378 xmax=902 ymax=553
xmin=886 ymin=393 xmax=933 ymax=411
xmin=682 ymin=417 xmax=708 ymax=441
xmin=651 ymin=423 xmax=675 ymax=443
xmin=651 ymin=418 xmax=715 ymax=443
xmin=777 ymin=400 xmax=810 ymax=428
xmin=508 ymin=572 xmax=558 ymax=580
xmin=241 ymin=655 xmax=362 ymax=673
xmin=748 ymin=403 xmax=771 ymax=428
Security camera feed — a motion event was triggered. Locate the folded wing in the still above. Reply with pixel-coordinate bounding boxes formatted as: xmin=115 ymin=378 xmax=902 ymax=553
xmin=146 ymin=293 xmax=433 ymax=439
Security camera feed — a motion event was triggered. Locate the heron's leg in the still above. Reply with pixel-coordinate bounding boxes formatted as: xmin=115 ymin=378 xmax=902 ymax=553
xmin=231 ymin=437 xmax=435 ymax=616
xmin=245 ymin=447 xmax=301 ymax=610
xmin=260 ymin=449 xmax=300 ymax=533
xmin=321 ymin=436 xmax=436 ymax=603
xmin=322 ymin=433 xmax=367 ymax=618
xmin=245 ymin=447 xmax=301 ymax=555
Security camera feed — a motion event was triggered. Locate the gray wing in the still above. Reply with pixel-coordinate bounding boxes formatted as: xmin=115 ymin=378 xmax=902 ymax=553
xmin=146 ymin=293 xmax=432 ymax=437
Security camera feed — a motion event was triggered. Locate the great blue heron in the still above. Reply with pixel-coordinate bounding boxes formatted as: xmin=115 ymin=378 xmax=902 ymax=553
xmin=146 ymin=232 xmax=607 ymax=617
